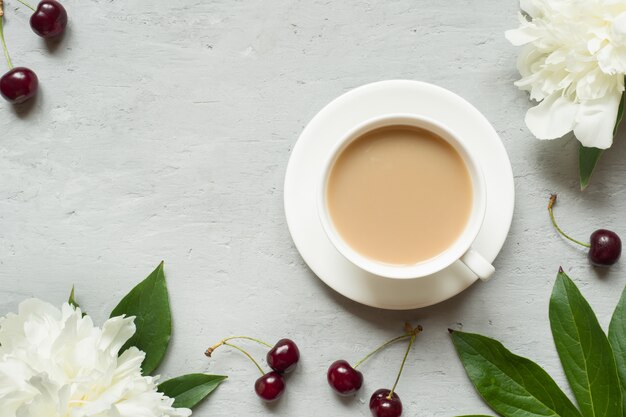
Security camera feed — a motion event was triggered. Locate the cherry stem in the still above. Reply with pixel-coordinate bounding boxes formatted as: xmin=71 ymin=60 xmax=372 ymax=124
xmin=387 ymin=333 xmax=416 ymax=399
xmin=15 ymin=0 xmax=35 ymax=12
xmin=204 ymin=336 xmax=271 ymax=377
xmin=548 ymin=194 xmax=591 ymax=248
xmin=222 ymin=342 xmax=266 ymax=376
xmin=205 ymin=335 xmax=272 ymax=357
xmin=353 ymin=334 xmax=412 ymax=369
xmin=0 ymin=6 xmax=13 ymax=70
xmin=354 ymin=324 xmax=422 ymax=370
xmin=222 ymin=335 xmax=272 ymax=348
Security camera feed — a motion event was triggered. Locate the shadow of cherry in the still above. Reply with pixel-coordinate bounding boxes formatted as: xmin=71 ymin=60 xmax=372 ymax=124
xmin=9 ymin=86 xmax=41 ymax=118
xmin=43 ymin=23 xmax=69 ymax=53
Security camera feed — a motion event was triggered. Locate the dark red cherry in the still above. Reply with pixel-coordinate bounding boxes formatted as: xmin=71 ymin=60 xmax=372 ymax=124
xmin=589 ymin=229 xmax=621 ymax=266
xmin=254 ymin=371 xmax=285 ymax=402
xmin=0 ymin=67 xmax=38 ymax=104
xmin=369 ymin=389 xmax=402 ymax=417
xmin=30 ymin=0 xmax=67 ymax=38
xmin=267 ymin=338 xmax=300 ymax=374
xmin=327 ymin=359 xmax=363 ymax=395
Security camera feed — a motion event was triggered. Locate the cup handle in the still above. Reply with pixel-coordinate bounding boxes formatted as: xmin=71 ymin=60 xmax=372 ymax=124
xmin=460 ymin=248 xmax=495 ymax=281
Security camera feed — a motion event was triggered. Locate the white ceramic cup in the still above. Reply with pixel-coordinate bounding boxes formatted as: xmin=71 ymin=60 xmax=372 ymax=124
xmin=317 ymin=114 xmax=495 ymax=281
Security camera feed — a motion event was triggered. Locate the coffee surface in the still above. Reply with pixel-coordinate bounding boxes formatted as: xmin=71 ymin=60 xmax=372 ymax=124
xmin=326 ymin=126 xmax=473 ymax=265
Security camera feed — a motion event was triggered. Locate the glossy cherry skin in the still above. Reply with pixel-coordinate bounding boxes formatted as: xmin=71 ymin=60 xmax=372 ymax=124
xmin=589 ymin=229 xmax=622 ymax=266
xmin=254 ymin=371 xmax=285 ymax=402
xmin=30 ymin=0 xmax=68 ymax=38
xmin=369 ymin=389 xmax=403 ymax=417
xmin=327 ymin=359 xmax=363 ymax=395
xmin=267 ymin=338 xmax=300 ymax=374
xmin=0 ymin=67 xmax=38 ymax=104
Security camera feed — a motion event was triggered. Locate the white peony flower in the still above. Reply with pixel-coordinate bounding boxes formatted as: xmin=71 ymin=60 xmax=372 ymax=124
xmin=0 ymin=299 xmax=191 ymax=417
xmin=506 ymin=0 xmax=626 ymax=149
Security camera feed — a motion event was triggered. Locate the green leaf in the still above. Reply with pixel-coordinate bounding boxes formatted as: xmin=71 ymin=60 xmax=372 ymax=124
xmin=579 ymin=145 xmax=603 ymax=191
xmin=158 ymin=374 xmax=227 ymax=409
xmin=549 ymin=270 xmax=622 ymax=417
xmin=579 ymin=92 xmax=625 ymax=190
xmin=609 ymin=286 xmax=626 ymax=417
xmin=68 ymin=286 xmax=87 ymax=316
xmin=68 ymin=286 xmax=80 ymax=309
xmin=450 ymin=330 xmax=582 ymax=417
xmin=110 ymin=261 xmax=171 ymax=375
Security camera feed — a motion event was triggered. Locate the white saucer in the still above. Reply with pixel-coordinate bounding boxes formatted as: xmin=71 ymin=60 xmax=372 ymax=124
xmin=284 ymin=80 xmax=515 ymax=310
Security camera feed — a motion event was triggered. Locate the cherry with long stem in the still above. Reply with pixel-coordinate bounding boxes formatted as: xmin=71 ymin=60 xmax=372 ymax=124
xmin=206 ymin=337 xmax=287 ymax=402
xmin=548 ymin=194 xmax=621 ymax=266
xmin=368 ymin=324 xmax=422 ymax=417
xmin=207 ymin=335 xmax=301 ymax=375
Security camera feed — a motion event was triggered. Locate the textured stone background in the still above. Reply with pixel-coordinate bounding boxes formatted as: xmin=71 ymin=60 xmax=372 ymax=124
xmin=1 ymin=0 xmax=626 ymax=415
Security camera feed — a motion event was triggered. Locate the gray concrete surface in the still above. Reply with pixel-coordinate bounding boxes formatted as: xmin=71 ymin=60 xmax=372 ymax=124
xmin=2 ymin=0 xmax=626 ymax=415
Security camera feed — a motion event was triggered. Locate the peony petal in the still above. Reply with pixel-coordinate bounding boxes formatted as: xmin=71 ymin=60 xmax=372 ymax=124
xmin=575 ymin=67 xmax=617 ymax=100
xmin=0 ymin=299 xmax=63 ymax=353
xmin=612 ymin=12 xmax=626 ymax=44
xmin=573 ymin=91 xmax=622 ymax=149
xmin=598 ymin=43 xmax=626 ymax=75
xmin=505 ymin=24 xmax=538 ymax=46
xmin=17 ymin=299 xmax=61 ymax=320
xmin=516 ymin=45 xmax=543 ymax=78
xmin=115 ymin=347 xmax=145 ymax=381
xmin=525 ymin=92 xmax=579 ymax=139
xmin=99 ymin=316 xmax=136 ymax=356
xmin=587 ymin=36 xmax=605 ymax=55
xmin=0 ymin=358 xmax=38 ymax=417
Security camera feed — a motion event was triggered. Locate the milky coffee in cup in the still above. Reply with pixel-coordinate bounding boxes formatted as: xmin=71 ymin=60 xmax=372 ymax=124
xmin=325 ymin=125 xmax=473 ymax=265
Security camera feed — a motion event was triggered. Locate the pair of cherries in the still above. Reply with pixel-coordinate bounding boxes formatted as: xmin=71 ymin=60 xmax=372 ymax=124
xmin=328 ymin=324 xmax=422 ymax=417
xmin=0 ymin=0 xmax=67 ymax=104
xmin=329 ymin=361 xmax=402 ymax=417
xmin=205 ymin=337 xmax=300 ymax=402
